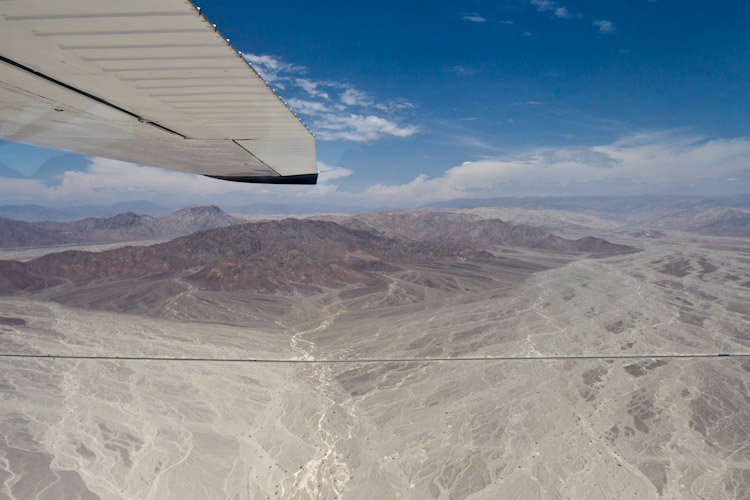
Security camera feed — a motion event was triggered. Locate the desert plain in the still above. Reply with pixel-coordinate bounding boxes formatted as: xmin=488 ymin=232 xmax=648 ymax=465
xmin=1 ymin=228 xmax=749 ymax=499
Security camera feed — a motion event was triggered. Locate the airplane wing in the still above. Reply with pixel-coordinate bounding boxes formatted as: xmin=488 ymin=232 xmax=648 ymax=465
xmin=0 ymin=0 xmax=317 ymax=184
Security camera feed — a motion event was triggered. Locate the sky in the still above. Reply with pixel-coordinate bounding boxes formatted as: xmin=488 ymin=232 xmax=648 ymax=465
xmin=1 ymin=0 xmax=749 ymax=209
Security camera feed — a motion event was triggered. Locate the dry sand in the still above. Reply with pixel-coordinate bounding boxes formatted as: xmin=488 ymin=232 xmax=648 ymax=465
xmin=1 ymin=236 xmax=749 ymax=499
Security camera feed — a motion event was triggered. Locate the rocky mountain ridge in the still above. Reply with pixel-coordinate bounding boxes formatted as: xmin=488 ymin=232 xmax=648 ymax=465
xmin=1 ymin=219 xmax=494 ymax=293
xmin=0 ymin=212 xmax=637 ymax=296
xmin=0 ymin=205 xmax=239 ymax=248
xmin=315 ymin=211 xmax=637 ymax=256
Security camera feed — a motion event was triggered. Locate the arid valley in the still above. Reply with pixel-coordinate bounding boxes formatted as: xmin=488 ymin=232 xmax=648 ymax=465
xmin=1 ymin=202 xmax=749 ymax=499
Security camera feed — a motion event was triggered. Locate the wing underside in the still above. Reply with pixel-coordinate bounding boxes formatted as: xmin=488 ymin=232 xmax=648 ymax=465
xmin=0 ymin=0 xmax=317 ymax=184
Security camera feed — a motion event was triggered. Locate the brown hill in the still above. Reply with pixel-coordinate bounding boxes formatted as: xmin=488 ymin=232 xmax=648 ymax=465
xmin=2 ymin=219 xmax=493 ymax=293
xmin=155 ymin=204 xmax=241 ymax=236
xmin=0 ymin=205 xmax=241 ymax=248
xmin=33 ymin=211 xmax=159 ymax=243
xmin=0 ymin=260 xmax=56 ymax=293
xmin=316 ymin=211 xmax=638 ymax=256
xmin=695 ymin=216 xmax=750 ymax=237
xmin=686 ymin=209 xmax=750 ymax=237
xmin=0 ymin=218 xmax=68 ymax=248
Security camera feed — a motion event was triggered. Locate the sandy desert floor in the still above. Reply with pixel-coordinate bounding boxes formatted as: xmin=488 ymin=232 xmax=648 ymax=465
xmin=1 ymin=236 xmax=749 ymax=499
xmin=0 ymin=240 xmax=168 ymax=263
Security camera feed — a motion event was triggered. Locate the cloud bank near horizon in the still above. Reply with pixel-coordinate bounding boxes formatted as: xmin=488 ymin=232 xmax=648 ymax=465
xmin=362 ymin=131 xmax=750 ymax=205
xmin=0 ymin=130 xmax=748 ymax=209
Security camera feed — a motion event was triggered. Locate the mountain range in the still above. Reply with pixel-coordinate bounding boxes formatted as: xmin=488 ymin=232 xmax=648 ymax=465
xmin=0 ymin=205 xmax=238 ymax=248
xmin=0 ymin=161 xmax=26 ymax=179
xmin=428 ymin=194 xmax=750 ymax=213
xmin=314 ymin=211 xmax=637 ymax=256
xmin=0 ymin=210 xmax=637 ymax=297
xmin=427 ymin=194 xmax=750 ymax=236
xmin=1 ymin=219 xmax=494 ymax=293
xmin=4 ymin=193 xmax=750 ymax=236
xmin=0 ymin=200 xmax=168 ymax=222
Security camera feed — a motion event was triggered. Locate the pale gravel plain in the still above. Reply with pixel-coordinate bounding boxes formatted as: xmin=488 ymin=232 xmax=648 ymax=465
xmin=1 ymin=236 xmax=750 ymax=499
xmin=0 ymin=240 xmax=168 ymax=263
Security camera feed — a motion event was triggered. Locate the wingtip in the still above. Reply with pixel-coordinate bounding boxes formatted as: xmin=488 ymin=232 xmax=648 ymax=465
xmin=205 ymin=173 xmax=318 ymax=185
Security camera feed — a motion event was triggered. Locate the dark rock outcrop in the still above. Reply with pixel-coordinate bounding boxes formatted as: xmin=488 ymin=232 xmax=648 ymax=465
xmin=1 ymin=219 xmax=493 ymax=293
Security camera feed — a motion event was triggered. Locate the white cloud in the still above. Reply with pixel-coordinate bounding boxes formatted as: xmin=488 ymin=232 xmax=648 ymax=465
xmin=531 ymin=0 xmax=576 ymax=18
xmin=315 ymin=114 xmax=419 ymax=142
xmin=3 ymin=131 xmax=750 ymax=208
xmin=0 ymin=159 xmax=256 ymax=206
xmin=295 ymin=78 xmax=329 ymax=99
xmin=286 ymin=98 xmax=330 ymax=115
xmin=529 ymin=1 xmax=589 ymax=26
xmin=0 ymin=157 xmax=356 ymax=206
xmin=242 ymin=53 xmax=304 ymax=83
xmin=65 ymin=159 xmax=230 ymax=195
xmin=593 ymin=19 xmax=616 ymax=34
xmin=340 ymin=88 xmax=372 ymax=107
xmin=380 ymin=100 xmax=415 ymax=113
xmin=360 ymin=131 xmax=750 ymax=205
xmin=317 ymin=161 xmax=354 ymax=182
xmin=530 ymin=0 xmax=555 ymax=12
xmin=462 ymin=13 xmax=487 ymax=23
xmin=241 ymin=53 xmax=418 ymax=143
xmin=446 ymin=65 xmax=479 ymax=76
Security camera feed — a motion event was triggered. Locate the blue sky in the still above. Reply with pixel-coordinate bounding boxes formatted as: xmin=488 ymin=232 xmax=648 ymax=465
xmin=2 ymin=0 xmax=749 ymax=208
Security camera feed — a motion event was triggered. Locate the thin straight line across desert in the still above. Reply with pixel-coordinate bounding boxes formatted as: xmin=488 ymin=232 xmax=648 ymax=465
xmin=0 ymin=352 xmax=747 ymax=363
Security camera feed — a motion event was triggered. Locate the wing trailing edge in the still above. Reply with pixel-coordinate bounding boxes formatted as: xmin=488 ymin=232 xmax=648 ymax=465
xmin=0 ymin=0 xmax=317 ymax=184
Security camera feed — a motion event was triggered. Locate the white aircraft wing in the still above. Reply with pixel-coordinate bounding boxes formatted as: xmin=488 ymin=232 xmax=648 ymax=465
xmin=0 ymin=0 xmax=317 ymax=184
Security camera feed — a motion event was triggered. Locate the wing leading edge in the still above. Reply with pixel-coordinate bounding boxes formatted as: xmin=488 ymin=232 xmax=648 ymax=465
xmin=0 ymin=0 xmax=317 ymax=184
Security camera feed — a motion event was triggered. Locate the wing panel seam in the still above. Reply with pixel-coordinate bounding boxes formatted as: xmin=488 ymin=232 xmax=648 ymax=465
xmin=0 ymin=54 xmax=187 ymax=139
xmin=231 ymin=139 xmax=281 ymax=177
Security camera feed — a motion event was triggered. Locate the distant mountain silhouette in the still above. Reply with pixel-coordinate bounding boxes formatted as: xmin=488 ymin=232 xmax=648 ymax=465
xmin=0 ymin=201 xmax=168 ymax=222
xmin=692 ymin=211 xmax=750 ymax=237
xmin=0 ymin=205 xmax=240 ymax=248
xmin=424 ymin=195 xmax=750 ymax=237
xmin=0 ymin=161 xmax=26 ymax=179
xmin=225 ymin=202 xmax=365 ymax=215
xmin=426 ymin=194 xmax=750 ymax=213
xmin=31 ymin=153 xmax=90 ymax=186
